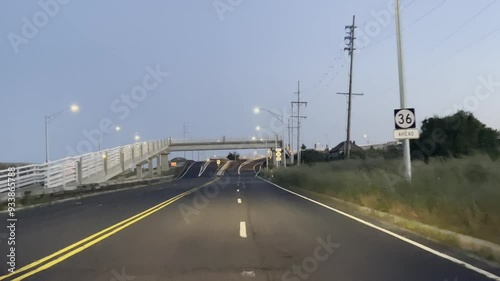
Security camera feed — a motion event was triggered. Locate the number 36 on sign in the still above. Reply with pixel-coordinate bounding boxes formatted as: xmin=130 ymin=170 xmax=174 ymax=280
xmin=393 ymin=108 xmax=420 ymax=140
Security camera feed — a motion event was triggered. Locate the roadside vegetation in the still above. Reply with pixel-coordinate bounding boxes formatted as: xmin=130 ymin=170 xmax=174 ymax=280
xmin=272 ymin=111 xmax=500 ymax=245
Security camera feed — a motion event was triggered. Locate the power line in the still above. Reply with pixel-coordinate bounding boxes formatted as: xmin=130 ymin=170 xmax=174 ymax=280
xmin=407 ymin=0 xmax=447 ymax=28
xmin=357 ymin=0 xmax=417 ymax=29
xmin=416 ymin=26 xmax=500 ymax=77
xmin=362 ymin=0 xmax=448 ymax=50
xmin=374 ymin=25 xmax=500 ymax=101
xmin=430 ymin=0 xmax=496 ymax=51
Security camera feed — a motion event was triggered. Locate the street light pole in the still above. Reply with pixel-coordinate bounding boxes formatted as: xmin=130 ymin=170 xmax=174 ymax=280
xmin=266 ymin=140 xmax=269 ymax=170
xmin=254 ymin=107 xmax=287 ymax=167
xmin=44 ymin=104 xmax=79 ymax=163
xmin=395 ymin=0 xmax=412 ymax=182
xmin=45 ymin=115 xmax=49 ymax=163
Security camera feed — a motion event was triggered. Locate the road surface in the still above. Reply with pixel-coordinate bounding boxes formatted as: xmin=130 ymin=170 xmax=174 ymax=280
xmin=0 ymin=160 xmax=498 ymax=280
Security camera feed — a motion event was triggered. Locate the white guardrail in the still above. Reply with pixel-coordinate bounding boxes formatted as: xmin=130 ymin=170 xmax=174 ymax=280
xmin=0 ymin=138 xmax=171 ymax=193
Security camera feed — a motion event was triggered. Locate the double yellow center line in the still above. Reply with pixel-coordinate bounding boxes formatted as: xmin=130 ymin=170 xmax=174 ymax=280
xmin=1 ymin=179 xmax=217 ymax=281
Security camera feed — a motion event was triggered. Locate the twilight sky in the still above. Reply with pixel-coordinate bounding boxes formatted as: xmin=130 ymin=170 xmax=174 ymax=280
xmin=1 ymin=0 xmax=499 ymax=163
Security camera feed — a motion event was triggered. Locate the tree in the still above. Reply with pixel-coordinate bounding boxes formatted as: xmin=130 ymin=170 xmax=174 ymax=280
xmin=301 ymin=144 xmax=307 ymax=150
xmin=227 ymin=152 xmax=240 ymax=160
xmin=411 ymin=111 xmax=499 ymax=160
xmin=301 ymin=149 xmax=329 ymax=164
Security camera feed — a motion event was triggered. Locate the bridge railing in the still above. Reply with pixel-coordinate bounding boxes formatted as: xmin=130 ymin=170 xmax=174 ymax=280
xmin=168 ymin=137 xmax=282 ymax=144
xmin=0 ymin=137 xmax=282 ymax=193
xmin=0 ymin=138 xmax=171 ymax=193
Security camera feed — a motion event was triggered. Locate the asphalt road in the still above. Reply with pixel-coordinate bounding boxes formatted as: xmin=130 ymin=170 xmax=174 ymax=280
xmin=0 ymin=160 xmax=498 ymax=280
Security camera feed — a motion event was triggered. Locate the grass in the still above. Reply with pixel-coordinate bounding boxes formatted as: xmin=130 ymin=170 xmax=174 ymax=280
xmin=270 ymin=154 xmax=500 ymax=245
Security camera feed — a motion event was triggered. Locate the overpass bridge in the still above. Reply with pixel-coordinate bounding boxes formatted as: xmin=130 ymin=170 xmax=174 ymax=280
xmin=0 ymin=137 xmax=287 ymax=200
xmin=168 ymin=138 xmax=283 ymax=151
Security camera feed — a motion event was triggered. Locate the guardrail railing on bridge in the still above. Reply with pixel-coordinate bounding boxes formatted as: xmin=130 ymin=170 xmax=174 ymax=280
xmin=0 ymin=138 xmax=171 ymax=193
xmin=0 ymin=137 xmax=285 ymax=194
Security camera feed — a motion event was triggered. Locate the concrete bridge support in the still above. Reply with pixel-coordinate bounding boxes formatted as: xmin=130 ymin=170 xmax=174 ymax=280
xmin=136 ymin=164 xmax=143 ymax=179
xmin=147 ymin=158 xmax=154 ymax=178
xmin=160 ymin=153 xmax=170 ymax=172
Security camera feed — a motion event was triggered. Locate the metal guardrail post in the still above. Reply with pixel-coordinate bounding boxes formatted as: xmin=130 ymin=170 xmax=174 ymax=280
xmin=62 ymin=164 xmax=66 ymax=188
xmin=103 ymin=151 xmax=108 ymax=175
xmin=46 ymin=163 xmax=50 ymax=188
xmin=120 ymin=148 xmax=125 ymax=172
xmin=76 ymin=158 xmax=82 ymax=185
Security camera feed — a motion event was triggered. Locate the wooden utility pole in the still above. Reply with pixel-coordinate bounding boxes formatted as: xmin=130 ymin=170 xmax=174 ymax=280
xmin=291 ymin=81 xmax=307 ymax=166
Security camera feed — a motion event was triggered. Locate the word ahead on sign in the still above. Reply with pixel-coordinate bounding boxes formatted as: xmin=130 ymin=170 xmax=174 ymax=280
xmin=394 ymin=108 xmax=419 ymax=140
xmin=393 ymin=129 xmax=420 ymax=139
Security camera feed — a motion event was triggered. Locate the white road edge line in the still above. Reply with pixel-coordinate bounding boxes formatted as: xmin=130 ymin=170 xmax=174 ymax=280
xmin=257 ymin=177 xmax=500 ymax=281
xmin=177 ymin=162 xmax=196 ymax=179
xmin=240 ymin=221 xmax=247 ymax=238
xmin=237 ymin=198 xmax=242 ymax=204
xmin=198 ymin=159 xmax=212 ymax=177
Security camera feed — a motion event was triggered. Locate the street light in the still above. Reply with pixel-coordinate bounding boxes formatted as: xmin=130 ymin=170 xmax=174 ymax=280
xmin=45 ymin=104 xmax=80 ymax=162
xmin=135 ymin=134 xmax=141 ymax=142
xmin=98 ymin=125 xmax=122 ymax=151
xmin=70 ymin=104 xmax=80 ymax=113
xmin=253 ymin=107 xmax=287 ymax=167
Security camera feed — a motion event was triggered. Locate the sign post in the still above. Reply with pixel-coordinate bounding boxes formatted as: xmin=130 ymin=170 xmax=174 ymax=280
xmin=393 ymin=107 xmax=418 ymax=182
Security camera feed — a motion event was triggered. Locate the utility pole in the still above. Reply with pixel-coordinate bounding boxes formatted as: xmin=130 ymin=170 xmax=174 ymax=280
xmin=339 ymin=15 xmax=359 ymax=160
xmin=395 ymin=0 xmax=412 ymax=182
xmin=290 ymin=105 xmax=294 ymax=164
xmin=183 ymin=122 xmax=187 ymax=159
xmin=287 ymin=117 xmax=298 ymax=165
xmin=291 ymin=81 xmax=307 ymax=166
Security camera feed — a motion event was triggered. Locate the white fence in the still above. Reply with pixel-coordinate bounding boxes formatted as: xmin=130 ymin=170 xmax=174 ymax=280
xmin=0 ymin=138 xmax=171 ymax=193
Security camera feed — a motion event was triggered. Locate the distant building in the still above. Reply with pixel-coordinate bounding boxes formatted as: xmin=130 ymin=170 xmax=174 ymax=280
xmin=359 ymin=141 xmax=401 ymax=151
xmin=329 ymin=141 xmax=363 ymax=159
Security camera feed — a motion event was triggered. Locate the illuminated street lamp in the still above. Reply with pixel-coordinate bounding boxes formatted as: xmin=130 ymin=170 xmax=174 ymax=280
xmin=253 ymin=107 xmax=287 ymax=167
xmin=45 ymin=104 xmax=80 ymax=162
xmin=98 ymin=125 xmax=122 ymax=151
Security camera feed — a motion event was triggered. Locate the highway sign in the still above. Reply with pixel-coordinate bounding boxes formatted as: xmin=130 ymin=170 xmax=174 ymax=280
xmin=394 ymin=129 xmax=420 ymax=140
xmin=276 ymin=150 xmax=282 ymax=162
xmin=394 ymin=108 xmax=416 ymax=129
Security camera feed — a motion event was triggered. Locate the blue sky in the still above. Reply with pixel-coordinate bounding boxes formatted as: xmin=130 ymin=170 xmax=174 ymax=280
xmin=1 ymin=0 xmax=499 ymax=163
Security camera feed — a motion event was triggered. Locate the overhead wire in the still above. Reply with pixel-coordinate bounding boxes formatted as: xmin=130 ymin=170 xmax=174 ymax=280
xmin=360 ymin=0 xmax=448 ymax=50
xmin=430 ymin=0 xmax=496 ymax=51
